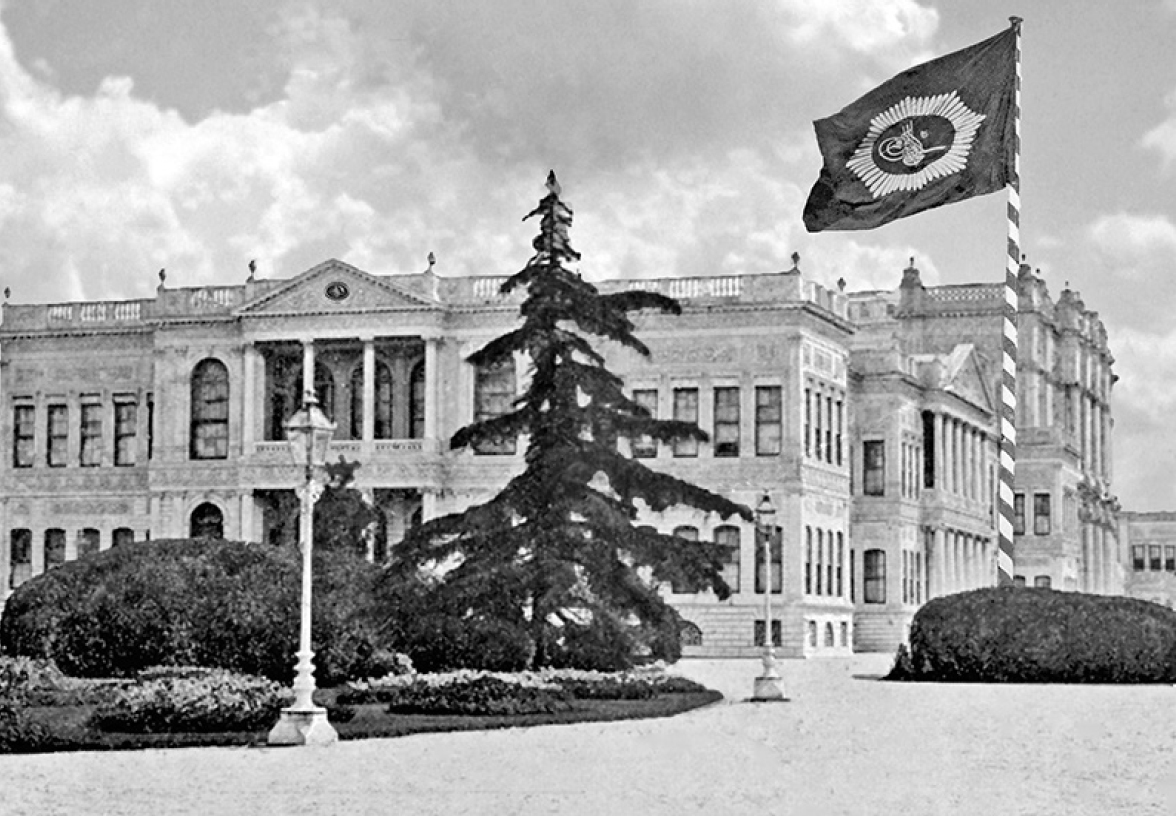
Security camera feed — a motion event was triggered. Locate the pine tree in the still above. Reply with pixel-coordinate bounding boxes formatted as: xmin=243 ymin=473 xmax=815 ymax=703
xmin=392 ymin=172 xmax=751 ymax=668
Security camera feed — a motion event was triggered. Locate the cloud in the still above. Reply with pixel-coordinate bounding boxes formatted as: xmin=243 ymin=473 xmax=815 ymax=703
xmin=1141 ymin=87 xmax=1176 ymax=169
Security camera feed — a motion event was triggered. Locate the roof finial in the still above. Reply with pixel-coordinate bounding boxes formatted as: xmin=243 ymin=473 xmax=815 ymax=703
xmin=158 ymin=268 xmax=167 ymax=287
xmin=3 ymin=286 xmax=9 ymax=301
xmin=546 ymin=170 xmax=561 ymax=198
xmin=837 ymin=277 xmax=846 ymax=292
xmin=427 ymin=251 xmax=436 ymax=271
xmin=791 ymin=251 xmax=800 ymax=270
xmin=247 ymin=259 xmax=256 ymax=281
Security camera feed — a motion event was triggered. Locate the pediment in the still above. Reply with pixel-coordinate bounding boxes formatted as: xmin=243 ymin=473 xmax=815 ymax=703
xmin=236 ymin=259 xmax=437 ymax=316
xmin=941 ymin=344 xmax=995 ymax=414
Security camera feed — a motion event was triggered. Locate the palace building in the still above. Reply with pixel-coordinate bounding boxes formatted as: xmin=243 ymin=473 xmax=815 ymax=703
xmin=0 ymin=255 xmax=1123 ymax=656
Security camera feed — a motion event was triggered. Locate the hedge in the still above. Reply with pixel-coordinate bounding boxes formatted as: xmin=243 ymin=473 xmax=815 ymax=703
xmin=892 ymin=587 xmax=1176 ymax=683
xmin=0 ymin=539 xmax=397 ymax=685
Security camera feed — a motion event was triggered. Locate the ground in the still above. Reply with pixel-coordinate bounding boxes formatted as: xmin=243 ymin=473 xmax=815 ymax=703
xmin=3 ymin=653 xmax=1172 ymax=815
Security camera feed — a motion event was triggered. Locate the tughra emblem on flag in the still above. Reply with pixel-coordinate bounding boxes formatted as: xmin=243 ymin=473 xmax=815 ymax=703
xmin=847 ymin=91 xmax=986 ymax=199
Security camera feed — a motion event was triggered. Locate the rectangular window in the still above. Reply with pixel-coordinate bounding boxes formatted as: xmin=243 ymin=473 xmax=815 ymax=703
xmin=672 ymin=388 xmax=699 ymax=457
xmin=915 ymin=551 xmax=923 ymax=604
xmin=76 ymin=528 xmax=100 ymax=558
xmin=47 ymin=404 xmax=68 ymax=467
xmin=715 ymin=527 xmax=741 ymax=594
xmin=804 ymin=388 xmax=812 ymax=457
xmin=754 ymin=526 xmax=783 ymax=594
xmin=1033 ymin=493 xmax=1051 ymax=535
xmin=805 ymin=527 xmax=813 ymax=594
xmin=631 ymin=389 xmax=658 ymax=458
xmin=1149 ymin=545 xmax=1162 ymax=572
xmin=824 ymin=395 xmax=834 ymax=463
xmin=835 ymin=399 xmax=844 ymax=466
xmin=815 ymin=529 xmax=824 ymax=595
xmin=813 ymin=390 xmax=824 ymax=461
xmin=1165 ymin=546 xmax=1176 ymax=572
xmin=754 ymin=386 xmax=782 ymax=456
xmin=114 ymin=401 xmax=137 ymax=467
xmin=825 ymin=532 xmax=834 ymax=596
xmin=80 ymin=402 xmax=102 ymax=467
xmin=1034 ymin=575 xmax=1052 ymax=589
xmin=863 ymin=440 xmax=885 ymax=496
xmin=863 ymin=549 xmax=886 ymax=604
xmin=836 ymin=533 xmax=844 ymax=597
xmin=850 ymin=548 xmax=856 ymax=603
xmin=753 ymin=619 xmax=783 ymax=648
xmin=44 ymin=529 xmax=66 ymax=569
xmin=712 ymin=387 xmax=740 ymax=457
xmin=474 ymin=360 xmax=517 ymax=455
xmin=670 ymin=526 xmax=701 ymax=594
xmin=922 ymin=411 xmax=936 ymax=488
xmin=147 ymin=393 xmax=155 ymax=460
xmin=1013 ymin=493 xmax=1026 ymax=535
xmin=13 ymin=405 xmax=35 ymax=468
xmin=1132 ymin=545 xmax=1146 ymax=571
xmin=9 ymin=529 xmax=32 ymax=589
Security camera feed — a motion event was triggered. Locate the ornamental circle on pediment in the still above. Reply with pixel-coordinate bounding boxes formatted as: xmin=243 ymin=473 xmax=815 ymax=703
xmin=325 ymin=281 xmax=351 ymax=302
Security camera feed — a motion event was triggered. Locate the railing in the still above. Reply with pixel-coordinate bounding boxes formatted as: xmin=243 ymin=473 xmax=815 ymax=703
xmin=250 ymin=438 xmax=438 ymax=459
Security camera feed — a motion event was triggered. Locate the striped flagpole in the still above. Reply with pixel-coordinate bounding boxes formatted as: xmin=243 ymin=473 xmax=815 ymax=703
xmin=997 ymin=16 xmax=1023 ymax=586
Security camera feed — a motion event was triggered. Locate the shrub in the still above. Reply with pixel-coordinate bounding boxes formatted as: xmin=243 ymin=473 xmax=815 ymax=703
xmin=89 ymin=670 xmax=289 ymax=733
xmin=392 ymin=614 xmax=535 ymax=674
xmin=380 ymin=674 xmax=573 ymax=716
xmin=0 ymin=693 xmax=53 ymax=753
xmin=0 ymin=538 xmax=393 ymax=684
xmin=902 ymin=587 xmax=1176 ymax=683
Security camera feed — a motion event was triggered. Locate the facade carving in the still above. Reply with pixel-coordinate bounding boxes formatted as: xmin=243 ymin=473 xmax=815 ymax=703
xmin=0 ymin=256 xmax=1125 ymax=656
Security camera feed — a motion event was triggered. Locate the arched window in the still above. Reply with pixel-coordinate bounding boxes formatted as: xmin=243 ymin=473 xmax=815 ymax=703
xmin=314 ymin=363 xmax=335 ymax=422
xmin=840 ymin=621 xmax=849 ymax=647
xmin=190 ymin=359 xmax=229 ymax=460
xmin=473 ymin=359 xmax=517 ymax=454
xmin=348 ymin=360 xmax=393 ymax=440
xmin=864 ymin=549 xmax=887 ymax=604
xmin=9 ymin=529 xmax=32 ymax=588
xmin=807 ymin=620 xmax=818 ymax=647
xmin=44 ymin=529 xmax=65 ymax=569
xmin=112 ymin=528 xmax=135 ymax=547
xmin=679 ymin=621 xmax=703 ymax=647
xmin=824 ymin=622 xmax=835 ymax=647
xmin=714 ymin=525 xmax=741 ymax=594
xmin=670 ymin=525 xmax=700 ymax=594
xmin=410 ymin=360 xmax=426 ymax=439
xmin=77 ymin=528 xmax=100 ymax=558
xmin=190 ymin=503 xmax=224 ymax=539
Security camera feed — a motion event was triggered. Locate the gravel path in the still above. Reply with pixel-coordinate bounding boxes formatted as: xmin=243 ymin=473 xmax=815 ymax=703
xmin=4 ymin=654 xmax=1174 ymax=815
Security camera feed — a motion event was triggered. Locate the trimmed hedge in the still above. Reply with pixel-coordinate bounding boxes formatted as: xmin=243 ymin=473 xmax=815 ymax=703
xmin=89 ymin=670 xmax=288 ymax=733
xmin=0 ymin=539 xmax=396 ymax=685
xmin=893 ymin=587 xmax=1176 ymax=683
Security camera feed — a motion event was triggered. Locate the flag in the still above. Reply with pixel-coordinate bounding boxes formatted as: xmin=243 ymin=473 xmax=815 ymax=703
xmin=803 ymin=26 xmax=1017 ymax=233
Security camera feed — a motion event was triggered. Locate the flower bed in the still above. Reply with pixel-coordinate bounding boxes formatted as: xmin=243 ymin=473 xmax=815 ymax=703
xmin=89 ymin=670 xmax=289 ymax=733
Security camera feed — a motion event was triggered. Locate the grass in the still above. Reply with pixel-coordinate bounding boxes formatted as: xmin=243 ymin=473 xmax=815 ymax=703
xmin=13 ymin=689 xmax=722 ymax=753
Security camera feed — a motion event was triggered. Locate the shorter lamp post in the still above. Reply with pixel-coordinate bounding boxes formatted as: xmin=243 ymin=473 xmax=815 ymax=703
xmin=267 ymin=391 xmax=339 ymax=746
xmin=751 ymin=492 xmax=788 ymax=701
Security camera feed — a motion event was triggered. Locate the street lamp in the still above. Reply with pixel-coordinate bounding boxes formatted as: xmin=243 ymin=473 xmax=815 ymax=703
xmin=751 ymin=491 xmax=788 ymax=701
xmin=268 ymin=391 xmax=338 ymax=746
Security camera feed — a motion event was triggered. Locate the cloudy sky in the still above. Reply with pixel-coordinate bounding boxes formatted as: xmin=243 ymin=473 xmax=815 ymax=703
xmin=0 ymin=0 xmax=1174 ymax=511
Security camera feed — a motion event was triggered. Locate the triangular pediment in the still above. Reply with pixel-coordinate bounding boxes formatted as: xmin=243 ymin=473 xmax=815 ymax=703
xmin=941 ymin=344 xmax=995 ymax=414
xmin=236 ymin=259 xmax=437 ymax=316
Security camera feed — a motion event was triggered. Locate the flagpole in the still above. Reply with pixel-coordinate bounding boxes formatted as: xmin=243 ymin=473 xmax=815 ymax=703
xmin=997 ymin=16 xmax=1022 ymax=586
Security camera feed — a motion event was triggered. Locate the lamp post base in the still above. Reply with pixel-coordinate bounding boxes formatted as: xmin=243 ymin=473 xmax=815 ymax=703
xmin=751 ymin=674 xmax=789 ymax=702
xmin=267 ymin=706 xmax=338 ymax=746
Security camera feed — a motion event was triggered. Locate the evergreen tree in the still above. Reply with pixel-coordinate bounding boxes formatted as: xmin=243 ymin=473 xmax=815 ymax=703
xmin=392 ymin=172 xmax=751 ymax=668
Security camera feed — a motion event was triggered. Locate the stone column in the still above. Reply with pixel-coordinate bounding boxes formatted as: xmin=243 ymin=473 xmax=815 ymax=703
xmin=935 ymin=413 xmax=946 ymax=490
xmin=242 ymin=343 xmax=259 ymax=451
xmin=301 ymin=339 xmax=315 ymax=401
xmin=362 ymin=338 xmax=376 ymax=441
xmin=424 ymin=337 xmax=439 ymax=441
xmin=951 ymin=420 xmax=961 ymax=495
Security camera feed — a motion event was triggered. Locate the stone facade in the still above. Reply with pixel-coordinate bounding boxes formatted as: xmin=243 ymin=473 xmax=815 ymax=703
xmin=1119 ymin=512 xmax=1176 ymax=609
xmin=0 ymin=256 xmax=1123 ymax=657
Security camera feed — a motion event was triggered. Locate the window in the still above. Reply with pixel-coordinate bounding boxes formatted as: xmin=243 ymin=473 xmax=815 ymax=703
xmin=863 ymin=549 xmax=886 ymax=603
xmin=670 ymin=526 xmax=701 ymax=593
xmin=80 ymin=402 xmax=103 ymax=466
xmin=672 ymin=388 xmax=699 ymax=457
xmin=915 ymin=551 xmax=923 ymax=604
xmin=814 ymin=390 xmax=824 ymax=461
xmin=1013 ymin=575 xmax=1027 ymax=588
xmin=679 ymin=621 xmax=703 ymax=647
xmin=840 ymin=622 xmax=849 ymax=647
xmin=631 ymin=389 xmax=658 ymax=458
xmin=754 ymin=620 xmax=782 ymax=647
xmin=804 ymin=387 xmax=812 ymax=457
xmin=190 ymin=359 xmax=229 ymax=460
xmin=46 ymin=404 xmax=68 ymax=467
xmin=190 ymin=503 xmax=224 ymax=540
xmin=114 ymin=400 xmax=137 ymax=466
xmin=146 ymin=393 xmax=155 ymax=459
xmin=44 ymin=529 xmax=65 ymax=569
xmin=815 ymin=529 xmax=824 ymax=595
xmin=9 ymin=529 xmax=31 ymax=589
xmin=824 ymin=622 xmax=835 ymax=647
xmin=1149 ymin=545 xmax=1162 ymax=572
xmin=1033 ymin=575 xmax=1052 ymax=589
xmin=76 ymin=528 xmax=100 ymax=558
xmin=805 ymin=527 xmax=813 ymax=594
xmin=807 ymin=620 xmax=818 ymax=647
xmin=835 ymin=399 xmax=844 ymax=465
xmin=1165 ymin=546 xmax=1176 ymax=572
xmin=1033 ymin=493 xmax=1051 ymax=535
xmin=863 ymin=440 xmax=885 ymax=496
xmin=824 ymin=395 xmax=834 ymax=463
xmin=13 ymin=405 xmax=34 ymax=468
xmin=714 ymin=526 xmax=740 ymax=594
xmin=922 ymin=411 xmax=936 ymax=488
xmin=349 ymin=360 xmax=393 ymax=440
xmin=755 ymin=386 xmax=781 ymax=456
xmin=474 ymin=359 xmax=517 ymax=455
xmin=712 ymin=387 xmax=740 ymax=457
xmin=410 ymin=361 xmax=426 ymax=439
xmin=112 ymin=528 xmax=135 ymax=548
xmin=836 ymin=532 xmax=845 ymax=597
xmin=1132 ymin=545 xmax=1145 ymax=571
xmin=850 ymin=548 xmax=855 ymax=602
xmin=825 ymin=531 xmax=834 ymax=596
xmin=1013 ymin=493 xmax=1026 ymax=535
xmin=755 ymin=525 xmax=783 ymax=594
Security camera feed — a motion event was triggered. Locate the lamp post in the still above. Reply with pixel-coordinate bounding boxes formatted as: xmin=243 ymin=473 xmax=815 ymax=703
xmin=751 ymin=492 xmax=788 ymax=701
xmin=267 ymin=391 xmax=339 ymax=746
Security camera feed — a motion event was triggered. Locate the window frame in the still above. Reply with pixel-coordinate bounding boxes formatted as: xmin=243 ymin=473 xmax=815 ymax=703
xmin=13 ymin=404 xmax=35 ymax=469
xmin=189 ymin=359 xmax=230 ymax=461
xmin=473 ymin=358 xmax=517 ymax=455
xmin=1033 ymin=492 xmax=1051 ymax=536
xmin=863 ymin=548 xmax=886 ymax=604
xmin=630 ymin=388 xmax=658 ymax=458
xmin=671 ymin=387 xmax=699 ymax=458
xmin=79 ymin=401 xmax=103 ymax=467
xmin=114 ymin=399 xmax=137 ymax=467
xmin=862 ymin=439 xmax=885 ymax=496
xmin=712 ymin=386 xmax=740 ymax=458
xmin=754 ymin=385 xmax=782 ymax=456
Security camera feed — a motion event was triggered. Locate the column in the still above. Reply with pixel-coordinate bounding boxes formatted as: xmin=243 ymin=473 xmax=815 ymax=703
xmin=935 ymin=413 xmax=946 ymax=490
xmin=424 ymin=337 xmax=439 ymax=441
xmin=934 ymin=527 xmax=947 ymax=597
xmin=362 ymin=339 xmax=376 ymax=441
xmin=0 ymin=526 xmax=9 ymax=601
xmin=242 ymin=343 xmax=259 ymax=450
xmin=301 ymin=339 xmax=315 ymax=400
xmin=943 ymin=531 xmax=955 ymax=594
xmin=806 ymin=386 xmax=815 ymax=458
xmin=239 ymin=492 xmax=255 ymax=543
xmin=951 ymin=420 xmax=961 ymax=495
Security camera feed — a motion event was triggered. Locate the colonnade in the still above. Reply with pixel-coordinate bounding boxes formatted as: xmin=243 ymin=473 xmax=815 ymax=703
xmin=924 ymin=526 xmax=994 ymax=598
xmin=1080 ymin=521 xmax=1117 ymax=594
xmin=927 ymin=412 xmax=989 ymax=502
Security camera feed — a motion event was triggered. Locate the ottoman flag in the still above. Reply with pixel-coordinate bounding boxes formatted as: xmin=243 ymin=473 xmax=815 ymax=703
xmin=804 ymin=19 xmax=1023 ymax=587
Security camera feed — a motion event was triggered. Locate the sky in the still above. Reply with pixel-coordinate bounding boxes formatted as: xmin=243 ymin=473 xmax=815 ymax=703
xmin=0 ymin=0 xmax=1174 ymax=511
